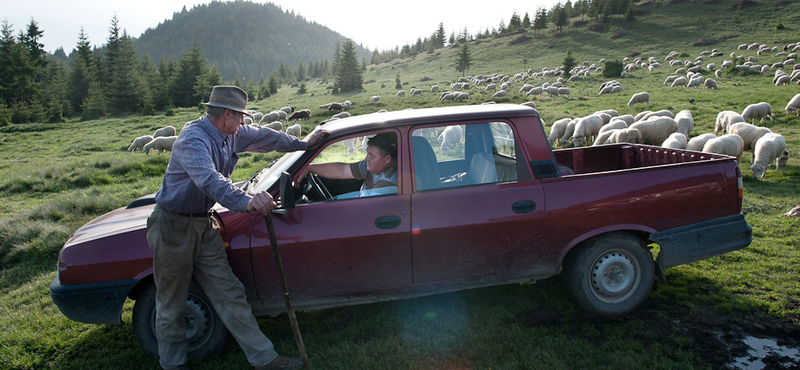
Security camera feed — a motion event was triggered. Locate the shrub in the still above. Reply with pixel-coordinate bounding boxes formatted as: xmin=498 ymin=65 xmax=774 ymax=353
xmin=603 ymin=60 xmax=624 ymax=78
xmin=588 ymin=23 xmax=606 ymax=32
xmin=692 ymin=38 xmax=719 ymax=46
xmin=729 ymin=0 xmax=755 ymax=10
xmin=775 ymin=22 xmax=785 ymax=30
xmin=627 ymin=50 xmax=642 ymax=58
xmin=509 ymin=35 xmax=532 ymax=45
xmin=610 ymin=31 xmax=624 ymax=39
xmin=573 ymin=20 xmax=588 ymax=27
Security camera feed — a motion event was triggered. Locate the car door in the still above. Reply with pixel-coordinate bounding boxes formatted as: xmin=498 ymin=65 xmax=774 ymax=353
xmin=409 ymin=121 xmax=545 ymax=284
xmin=249 ymin=130 xmax=412 ymax=304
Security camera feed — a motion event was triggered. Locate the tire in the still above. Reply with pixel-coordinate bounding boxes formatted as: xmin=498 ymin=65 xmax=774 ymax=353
xmin=132 ymin=280 xmax=231 ymax=361
xmin=564 ymin=233 xmax=655 ymax=317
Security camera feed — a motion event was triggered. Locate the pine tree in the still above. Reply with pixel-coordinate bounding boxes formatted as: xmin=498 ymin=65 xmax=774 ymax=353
xmin=533 ymin=8 xmax=549 ymax=35
xmin=562 ymin=48 xmax=576 ymax=78
xmin=170 ymin=41 xmax=208 ymax=107
xmin=67 ymin=28 xmax=94 ymax=113
xmin=268 ymin=73 xmax=279 ymax=95
xmin=523 ymin=13 xmax=532 ymax=28
xmin=454 ymin=43 xmax=471 ymax=77
xmin=335 ymin=39 xmax=362 ymax=92
xmin=434 ymin=23 xmax=446 ymax=48
xmin=108 ymin=33 xmax=143 ymax=114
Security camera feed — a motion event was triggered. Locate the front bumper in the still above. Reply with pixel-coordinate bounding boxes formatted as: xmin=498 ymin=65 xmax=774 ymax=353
xmin=50 ymin=275 xmax=137 ymax=324
xmin=651 ymin=213 xmax=753 ymax=269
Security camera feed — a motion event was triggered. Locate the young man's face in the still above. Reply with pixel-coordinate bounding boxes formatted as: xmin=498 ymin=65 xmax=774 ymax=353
xmin=364 ymin=145 xmax=393 ymax=175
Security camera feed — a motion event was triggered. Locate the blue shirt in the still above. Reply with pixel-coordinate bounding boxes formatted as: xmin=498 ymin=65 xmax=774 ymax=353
xmin=154 ymin=116 xmax=308 ymax=214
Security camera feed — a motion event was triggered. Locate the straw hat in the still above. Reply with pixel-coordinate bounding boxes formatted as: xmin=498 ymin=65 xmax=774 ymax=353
xmin=203 ymin=85 xmax=251 ymax=115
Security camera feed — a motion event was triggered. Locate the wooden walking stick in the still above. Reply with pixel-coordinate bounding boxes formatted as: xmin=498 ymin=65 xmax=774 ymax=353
xmin=264 ymin=211 xmax=311 ymax=370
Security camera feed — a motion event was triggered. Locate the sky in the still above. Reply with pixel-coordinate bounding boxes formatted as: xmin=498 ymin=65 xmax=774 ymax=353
xmin=4 ymin=0 xmax=562 ymax=54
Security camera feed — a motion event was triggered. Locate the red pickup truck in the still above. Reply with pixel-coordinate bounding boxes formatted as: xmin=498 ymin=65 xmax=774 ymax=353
xmin=51 ymin=104 xmax=751 ymax=360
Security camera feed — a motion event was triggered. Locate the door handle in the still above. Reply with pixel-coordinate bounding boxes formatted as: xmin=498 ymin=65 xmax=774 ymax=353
xmin=512 ymin=200 xmax=537 ymax=214
xmin=375 ymin=215 xmax=402 ymax=229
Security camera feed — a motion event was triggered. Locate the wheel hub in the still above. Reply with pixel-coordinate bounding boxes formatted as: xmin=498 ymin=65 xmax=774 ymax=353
xmin=590 ymin=250 xmax=640 ymax=304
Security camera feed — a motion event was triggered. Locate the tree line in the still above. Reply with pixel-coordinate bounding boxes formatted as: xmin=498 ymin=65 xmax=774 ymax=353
xmin=0 ymin=16 xmax=367 ymax=125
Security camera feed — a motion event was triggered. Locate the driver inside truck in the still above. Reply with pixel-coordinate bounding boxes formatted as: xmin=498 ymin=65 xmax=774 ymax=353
xmin=302 ymin=132 xmax=398 ymax=198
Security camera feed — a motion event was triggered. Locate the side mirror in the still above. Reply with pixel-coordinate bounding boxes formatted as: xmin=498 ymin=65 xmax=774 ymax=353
xmin=278 ymin=171 xmax=295 ymax=211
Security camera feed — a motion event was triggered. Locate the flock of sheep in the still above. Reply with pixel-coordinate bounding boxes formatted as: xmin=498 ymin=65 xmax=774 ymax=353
xmin=547 ymin=103 xmax=791 ymax=179
xmin=126 ymin=105 xmax=310 ymax=155
xmin=127 ymin=125 xmax=177 ymax=155
xmin=124 ymin=37 xmax=799 ymax=182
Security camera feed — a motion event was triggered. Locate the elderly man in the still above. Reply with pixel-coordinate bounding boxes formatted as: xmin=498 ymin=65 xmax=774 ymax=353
xmin=304 ymin=132 xmax=398 ymax=197
xmin=146 ymin=85 xmax=326 ymax=370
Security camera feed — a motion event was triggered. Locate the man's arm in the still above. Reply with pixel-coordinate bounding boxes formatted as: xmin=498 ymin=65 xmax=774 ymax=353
xmin=303 ymin=162 xmax=354 ymax=179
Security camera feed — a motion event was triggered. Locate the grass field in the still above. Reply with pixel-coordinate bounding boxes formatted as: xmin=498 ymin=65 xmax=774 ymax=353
xmin=2 ymin=0 xmax=800 ymax=369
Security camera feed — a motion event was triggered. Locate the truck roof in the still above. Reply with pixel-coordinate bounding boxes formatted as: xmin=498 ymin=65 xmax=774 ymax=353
xmin=318 ymin=104 xmax=540 ymax=137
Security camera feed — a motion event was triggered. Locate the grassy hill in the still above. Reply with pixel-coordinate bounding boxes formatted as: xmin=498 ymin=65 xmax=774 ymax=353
xmin=1 ymin=0 xmax=800 ymax=368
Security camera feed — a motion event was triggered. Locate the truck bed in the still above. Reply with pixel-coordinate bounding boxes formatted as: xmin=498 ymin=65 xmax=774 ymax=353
xmin=553 ymin=144 xmax=733 ymax=175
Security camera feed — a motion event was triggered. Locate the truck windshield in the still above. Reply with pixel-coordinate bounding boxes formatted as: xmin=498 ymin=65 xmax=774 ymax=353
xmin=249 ymin=151 xmax=305 ymax=194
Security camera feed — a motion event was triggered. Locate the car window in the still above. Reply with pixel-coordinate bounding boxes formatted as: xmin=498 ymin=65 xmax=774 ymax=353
xmin=305 ymin=132 xmax=399 ymax=201
xmin=411 ymin=122 xmax=518 ymax=191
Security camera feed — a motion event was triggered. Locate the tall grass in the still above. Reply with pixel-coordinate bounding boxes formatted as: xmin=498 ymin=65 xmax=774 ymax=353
xmin=1 ymin=0 xmax=799 ymax=368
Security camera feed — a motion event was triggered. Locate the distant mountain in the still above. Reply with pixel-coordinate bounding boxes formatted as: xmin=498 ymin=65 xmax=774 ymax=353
xmin=133 ymin=1 xmax=372 ymax=81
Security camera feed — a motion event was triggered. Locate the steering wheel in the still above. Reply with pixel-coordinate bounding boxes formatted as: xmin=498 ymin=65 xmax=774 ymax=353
xmin=306 ymin=173 xmax=333 ymax=200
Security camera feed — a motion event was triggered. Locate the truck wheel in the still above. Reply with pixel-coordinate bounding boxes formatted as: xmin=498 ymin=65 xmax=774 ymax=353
xmin=132 ymin=281 xmax=230 ymax=361
xmin=564 ymin=233 xmax=654 ymax=317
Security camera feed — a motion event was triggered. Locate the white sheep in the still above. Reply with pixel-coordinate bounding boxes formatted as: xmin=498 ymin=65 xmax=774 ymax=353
xmin=430 ymin=85 xmax=440 ymax=93
xmin=260 ymin=111 xmax=280 ymax=123
xmin=715 ymin=110 xmax=746 ymax=135
xmin=454 ymin=92 xmax=469 ymax=101
xmin=686 ymin=133 xmax=717 ymax=151
xmin=519 ymin=84 xmax=535 ymax=93
xmin=438 ymin=125 xmax=463 ymax=152
xmin=615 ymin=114 xmax=635 ymax=125
xmin=332 ymin=112 xmax=351 ymax=119
xmin=598 ymin=119 xmax=629 ymax=135
xmin=520 ymin=101 xmax=536 ymax=109
xmin=285 ymin=124 xmax=301 ymax=137
xmin=143 ymin=136 xmax=177 ymax=155
xmin=548 ymin=118 xmax=572 ymax=147
xmin=785 ymin=93 xmax=800 ymax=116
xmin=396 ymin=90 xmax=406 ymax=98
xmin=263 ymin=121 xmax=283 ymax=131
xmin=637 ymin=110 xmax=675 ymax=121
xmin=492 ymin=90 xmax=507 ymax=98
xmin=702 ymin=134 xmax=744 ymax=161
xmin=726 ymin=122 xmax=772 ymax=153
xmin=627 ymin=92 xmax=649 ymax=106
xmin=127 ymin=135 xmax=153 ymax=152
xmin=661 ymin=132 xmax=688 ymax=149
xmin=664 ymin=75 xmax=679 ymax=85
xmin=674 ymin=110 xmax=694 ymax=137
xmin=741 ymin=102 xmax=774 ymax=123
xmin=750 ymin=133 xmax=788 ymax=179
xmin=280 ymin=106 xmax=295 ymax=115
xmin=605 ymin=127 xmax=644 ymax=145
xmin=629 ymin=117 xmax=679 ymax=145
xmin=558 ymin=87 xmax=571 ymax=97
xmin=559 ymin=120 xmax=578 ymax=147
xmin=441 ymin=93 xmax=455 ymax=102
xmin=571 ymin=114 xmax=604 ymax=146
xmin=670 ymin=77 xmax=688 ymax=87
xmin=775 ymin=75 xmax=791 ymax=86
xmin=595 ymin=109 xmax=619 ymax=118
xmin=526 ymin=86 xmax=543 ymax=97
xmin=484 ymin=83 xmax=497 ymax=92
xmin=715 ymin=70 xmax=722 ymax=79
xmin=369 ymin=95 xmax=381 ymax=103
xmin=687 ymin=76 xmax=704 ymax=88
xmin=153 ymin=125 xmax=176 ymax=138
xmin=703 ymin=78 xmax=718 ymax=89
